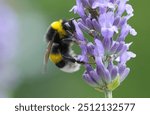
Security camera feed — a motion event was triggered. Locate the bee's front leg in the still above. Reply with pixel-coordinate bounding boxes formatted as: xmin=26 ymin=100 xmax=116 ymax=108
xmin=61 ymin=38 xmax=86 ymax=45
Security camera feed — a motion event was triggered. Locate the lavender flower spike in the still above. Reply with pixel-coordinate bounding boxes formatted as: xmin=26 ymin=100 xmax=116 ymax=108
xmin=71 ymin=0 xmax=137 ymax=97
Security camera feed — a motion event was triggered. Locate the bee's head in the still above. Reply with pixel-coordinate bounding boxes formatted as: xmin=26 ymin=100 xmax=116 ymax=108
xmin=62 ymin=19 xmax=76 ymax=34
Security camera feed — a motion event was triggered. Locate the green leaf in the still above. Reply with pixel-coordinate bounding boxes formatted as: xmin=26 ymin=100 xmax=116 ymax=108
xmin=107 ymin=76 xmax=120 ymax=91
xmin=95 ymin=87 xmax=104 ymax=93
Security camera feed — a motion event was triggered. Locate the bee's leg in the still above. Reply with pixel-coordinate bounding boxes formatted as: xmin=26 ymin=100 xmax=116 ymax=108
xmin=62 ymin=54 xmax=96 ymax=65
xmin=62 ymin=54 xmax=86 ymax=64
xmin=61 ymin=38 xmax=73 ymax=43
xmin=61 ymin=37 xmax=86 ymax=45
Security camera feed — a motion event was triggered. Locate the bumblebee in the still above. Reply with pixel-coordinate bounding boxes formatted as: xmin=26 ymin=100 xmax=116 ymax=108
xmin=44 ymin=19 xmax=84 ymax=73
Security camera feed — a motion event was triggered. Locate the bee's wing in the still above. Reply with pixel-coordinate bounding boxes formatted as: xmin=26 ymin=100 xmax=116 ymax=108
xmin=43 ymin=31 xmax=56 ymax=73
xmin=43 ymin=41 xmax=52 ymax=71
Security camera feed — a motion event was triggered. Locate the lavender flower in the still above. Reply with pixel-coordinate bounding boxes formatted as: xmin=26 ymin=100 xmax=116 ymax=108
xmin=0 ymin=1 xmax=18 ymax=97
xmin=71 ymin=0 xmax=137 ymax=97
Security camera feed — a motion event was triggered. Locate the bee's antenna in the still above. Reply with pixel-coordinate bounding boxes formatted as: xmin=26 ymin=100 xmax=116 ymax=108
xmin=69 ymin=17 xmax=81 ymax=21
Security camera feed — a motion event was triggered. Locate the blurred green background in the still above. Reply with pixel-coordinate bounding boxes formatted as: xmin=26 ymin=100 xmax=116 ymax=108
xmin=0 ymin=0 xmax=149 ymax=98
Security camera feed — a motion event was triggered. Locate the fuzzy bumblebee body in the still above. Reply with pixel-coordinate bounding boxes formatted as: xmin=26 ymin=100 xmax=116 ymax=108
xmin=44 ymin=19 xmax=81 ymax=73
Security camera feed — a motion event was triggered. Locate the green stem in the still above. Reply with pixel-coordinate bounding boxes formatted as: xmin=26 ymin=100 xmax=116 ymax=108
xmin=104 ymin=90 xmax=112 ymax=98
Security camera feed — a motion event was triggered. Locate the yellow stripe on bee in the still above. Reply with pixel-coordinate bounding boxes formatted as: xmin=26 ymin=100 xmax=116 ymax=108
xmin=49 ymin=53 xmax=63 ymax=64
xmin=51 ymin=20 xmax=66 ymax=38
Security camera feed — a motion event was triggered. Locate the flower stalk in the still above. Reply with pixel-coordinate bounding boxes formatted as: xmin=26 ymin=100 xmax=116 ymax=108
xmin=104 ymin=90 xmax=112 ymax=98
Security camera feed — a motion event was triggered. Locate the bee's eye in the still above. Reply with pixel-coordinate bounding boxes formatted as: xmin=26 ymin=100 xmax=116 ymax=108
xmin=64 ymin=22 xmax=70 ymax=28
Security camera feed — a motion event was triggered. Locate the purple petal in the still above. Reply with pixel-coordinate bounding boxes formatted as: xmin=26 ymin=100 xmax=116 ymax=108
xmin=92 ymin=1 xmax=102 ymax=9
xmin=120 ymin=68 xmax=130 ymax=82
xmin=111 ymin=66 xmax=118 ymax=80
xmin=103 ymin=37 xmax=112 ymax=51
xmin=99 ymin=12 xmax=117 ymax=38
xmin=94 ymin=38 xmax=104 ymax=57
xmin=81 ymin=45 xmax=87 ymax=55
xmin=119 ymin=45 xmax=128 ymax=55
xmin=84 ymin=64 xmax=101 ymax=86
xmin=110 ymin=42 xmax=119 ymax=54
xmin=116 ymin=42 xmax=128 ymax=55
xmin=108 ymin=61 xmax=113 ymax=72
xmin=99 ymin=6 xmax=107 ymax=14
xmin=78 ymin=21 xmax=90 ymax=33
xmin=120 ymin=51 xmax=136 ymax=64
xmin=117 ymin=0 xmax=128 ymax=16
xmin=88 ymin=0 xmax=95 ymax=6
xmin=83 ymin=73 xmax=98 ymax=87
xmin=80 ymin=0 xmax=89 ymax=7
xmin=116 ymin=42 xmax=125 ymax=53
xmin=129 ymin=26 xmax=137 ymax=36
xmin=86 ymin=17 xmax=93 ymax=29
xmin=89 ymin=70 xmax=101 ymax=83
xmin=110 ymin=0 xmax=115 ymax=3
xmin=113 ymin=16 xmax=121 ymax=26
xmin=73 ymin=20 xmax=85 ymax=41
xmin=119 ymin=17 xmax=127 ymax=27
xmin=101 ymin=27 xmax=114 ymax=38
xmin=92 ymin=0 xmax=115 ymax=10
xmin=77 ymin=44 xmax=88 ymax=62
xmin=118 ymin=24 xmax=130 ymax=41
xmin=71 ymin=0 xmax=85 ymax=18
xmin=70 ymin=6 xmax=77 ymax=13
xmin=118 ymin=64 xmax=126 ymax=75
xmin=126 ymin=4 xmax=133 ymax=15
xmin=95 ymin=57 xmax=111 ymax=83
xmin=87 ymin=42 xmax=95 ymax=55
xmin=99 ymin=12 xmax=115 ymax=27
xmin=92 ymin=19 xmax=101 ymax=32
xmin=85 ymin=64 xmax=93 ymax=72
